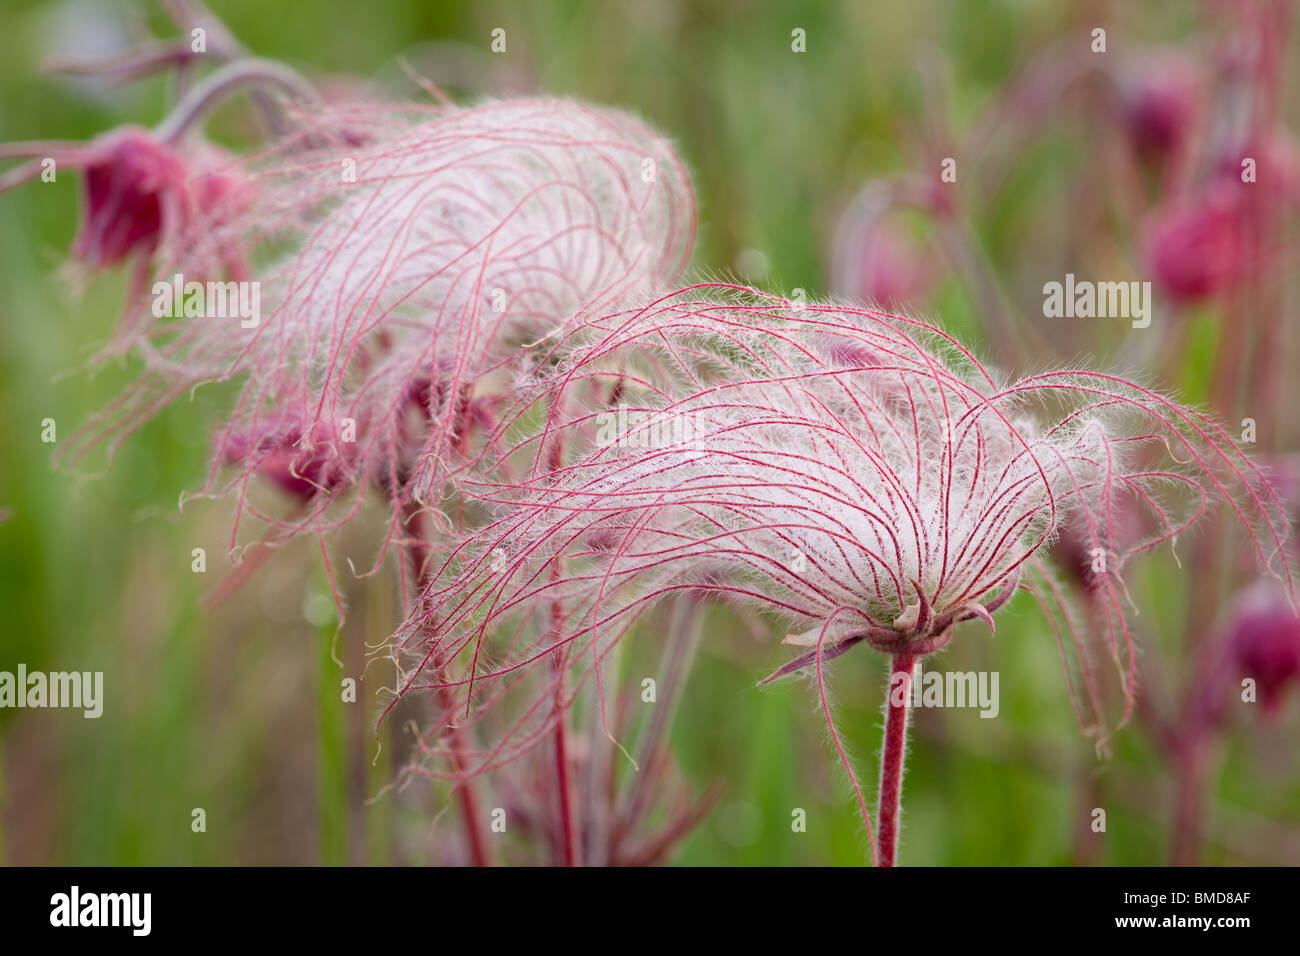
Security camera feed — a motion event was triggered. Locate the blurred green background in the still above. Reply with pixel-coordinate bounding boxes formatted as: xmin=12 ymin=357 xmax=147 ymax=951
xmin=1 ymin=0 xmax=1298 ymax=865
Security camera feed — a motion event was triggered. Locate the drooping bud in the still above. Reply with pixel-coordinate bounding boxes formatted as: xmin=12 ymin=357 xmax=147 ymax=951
xmin=1143 ymin=183 xmax=1246 ymax=303
xmin=219 ymin=411 xmax=355 ymax=502
xmin=1226 ymin=583 xmax=1300 ymax=719
xmin=70 ymin=128 xmax=192 ymax=268
xmin=1120 ymin=55 xmax=1200 ymax=166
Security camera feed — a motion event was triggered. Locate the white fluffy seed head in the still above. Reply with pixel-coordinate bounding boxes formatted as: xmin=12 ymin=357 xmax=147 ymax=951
xmin=397 ymin=286 xmax=1295 ymax=757
xmin=70 ymin=98 xmax=697 ymax=552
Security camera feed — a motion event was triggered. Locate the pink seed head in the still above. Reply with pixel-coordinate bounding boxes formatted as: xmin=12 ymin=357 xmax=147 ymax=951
xmin=65 ymin=98 xmax=697 ymax=567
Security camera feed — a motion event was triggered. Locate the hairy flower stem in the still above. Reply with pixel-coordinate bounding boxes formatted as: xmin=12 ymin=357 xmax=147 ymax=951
xmin=877 ymin=653 xmax=917 ymax=867
xmin=548 ymin=584 xmax=578 ymax=865
xmin=403 ymin=503 xmax=493 ymax=866
xmin=546 ymin=403 xmax=580 ymax=866
xmin=551 ymin=681 xmax=579 ymax=866
xmin=153 ymin=58 xmax=318 ymax=144
xmin=446 ymin=748 xmax=492 ymax=867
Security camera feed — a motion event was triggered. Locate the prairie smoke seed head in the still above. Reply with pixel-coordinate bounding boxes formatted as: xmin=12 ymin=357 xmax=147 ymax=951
xmin=395 ymin=285 xmax=1294 ymax=762
xmin=61 ymin=97 xmax=696 ymax=559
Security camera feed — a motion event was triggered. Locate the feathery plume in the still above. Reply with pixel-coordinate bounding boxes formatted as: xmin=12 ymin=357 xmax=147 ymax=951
xmin=391 ymin=284 xmax=1293 ymax=783
xmin=61 ymin=98 xmax=697 ymax=567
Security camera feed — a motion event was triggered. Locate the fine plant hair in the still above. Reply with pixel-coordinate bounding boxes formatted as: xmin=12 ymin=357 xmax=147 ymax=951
xmin=58 ymin=98 xmax=696 ymax=575
xmin=389 ymin=283 xmax=1294 ymax=782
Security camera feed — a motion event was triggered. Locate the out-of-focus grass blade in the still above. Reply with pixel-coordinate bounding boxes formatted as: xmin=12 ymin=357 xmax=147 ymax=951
xmin=313 ymin=571 xmax=348 ymax=866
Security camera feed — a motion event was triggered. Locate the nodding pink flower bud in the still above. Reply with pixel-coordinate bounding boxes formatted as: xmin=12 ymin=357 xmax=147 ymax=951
xmin=1120 ymin=55 xmax=1200 ymax=163
xmin=830 ymin=184 xmax=932 ymax=308
xmin=70 ymin=127 xmax=192 ymax=269
xmin=2 ymin=127 xmax=254 ymax=274
xmin=1143 ymin=183 xmax=1246 ymax=302
xmin=1226 ymin=583 xmax=1300 ymax=719
xmin=219 ymin=412 xmax=355 ymax=502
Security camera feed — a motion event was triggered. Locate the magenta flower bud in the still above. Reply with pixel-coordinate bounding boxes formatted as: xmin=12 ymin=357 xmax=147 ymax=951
xmin=1227 ymin=583 xmax=1300 ymax=719
xmin=1120 ymin=56 xmax=1200 ymax=162
xmin=1143 ymin=183 xmax=1245 ymax=302
xmin=70 ymin=127 xmax=191 ymax=269
xmin=220 ymin=412 xmax=354 ymax=502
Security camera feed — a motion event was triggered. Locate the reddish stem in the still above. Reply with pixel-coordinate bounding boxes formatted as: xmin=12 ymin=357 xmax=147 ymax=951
xmin=547 ymin=578 xmax=578 ymax=866
xmin=404 ymin=502 xmax=494 ymax=867
xmin=153 ymin=58 xmax=316 ymax=143
xmin=545 ymin=400 xmax=580 ymax=866
xmin=449 ymin=747 xmax=493 ymax=868
xmin=553 ymin=698 xmax=579 ymax=866
xmin=877 ymin=654 xmax=917 ymax=867
xmin=546 ymin=595 xmax=578 ymax=866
